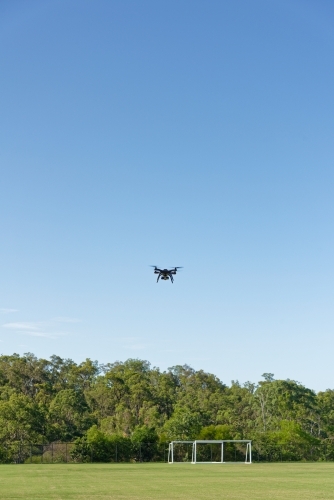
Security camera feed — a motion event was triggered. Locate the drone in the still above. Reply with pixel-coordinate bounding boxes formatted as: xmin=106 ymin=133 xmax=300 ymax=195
xmin=151 ymin=266 xmax=182 ymax=283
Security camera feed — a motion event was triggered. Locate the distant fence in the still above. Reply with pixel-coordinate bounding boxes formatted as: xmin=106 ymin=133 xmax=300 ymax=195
xmin=1 ymin=440 xmax=334 ymax=464
xmin=0 ymin=442 xmax=169 ymax=464
xmin=252 ymin=440 xmax=334 ymax=463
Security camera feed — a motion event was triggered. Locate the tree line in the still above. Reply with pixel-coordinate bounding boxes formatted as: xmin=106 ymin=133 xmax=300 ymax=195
xmin=0 ymin=353 xmax=333 ymax=462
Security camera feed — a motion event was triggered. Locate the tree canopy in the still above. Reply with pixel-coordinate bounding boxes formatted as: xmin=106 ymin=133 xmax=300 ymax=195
xmin=0 ymin=353 xmax=333 ymax=461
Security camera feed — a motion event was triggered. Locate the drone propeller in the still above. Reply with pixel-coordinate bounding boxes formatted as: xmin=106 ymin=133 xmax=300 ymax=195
xmin=149 ymin=265 xmax=183 ymax=271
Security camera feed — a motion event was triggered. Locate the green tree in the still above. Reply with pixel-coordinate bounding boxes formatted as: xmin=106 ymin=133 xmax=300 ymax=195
xmin=198 ymin=424 xmax=233 ymax=440
xmin=48 ymin=389 xmax=93 ymax=441
xmin=163 ymin=407 xmax=201 ymax=440
xmin=317 ymin=390 xmax=334 ymax=437
xmin=0 ymin=393 xmax=44 ymax=443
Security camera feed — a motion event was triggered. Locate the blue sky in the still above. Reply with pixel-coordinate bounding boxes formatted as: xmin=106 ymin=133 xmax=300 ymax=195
xmin=1 ymin=0 xmax=333 ymax=391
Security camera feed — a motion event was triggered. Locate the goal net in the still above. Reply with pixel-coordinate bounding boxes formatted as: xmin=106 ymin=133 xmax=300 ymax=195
xmin=167 ymin=441 xmax=194 ymax=463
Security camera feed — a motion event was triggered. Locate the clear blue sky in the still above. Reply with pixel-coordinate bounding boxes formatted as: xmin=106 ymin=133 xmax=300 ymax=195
xmin=1 ymin=0 xmax=333 ymax=391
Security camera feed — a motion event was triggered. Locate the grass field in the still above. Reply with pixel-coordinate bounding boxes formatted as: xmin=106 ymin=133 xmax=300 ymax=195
xmin=0 ymin=463 xmax=334 ymax=500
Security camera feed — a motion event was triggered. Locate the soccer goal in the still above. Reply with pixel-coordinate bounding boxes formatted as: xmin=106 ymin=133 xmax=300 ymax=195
xmin=168 ymin=440 xmax=252 ymax=464
xmin=192 ymin=440 xmax=252 ymax=464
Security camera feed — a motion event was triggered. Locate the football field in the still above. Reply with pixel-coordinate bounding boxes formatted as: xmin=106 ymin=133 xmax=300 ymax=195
xmin=0 ymin=463 xmax=333 ymax=499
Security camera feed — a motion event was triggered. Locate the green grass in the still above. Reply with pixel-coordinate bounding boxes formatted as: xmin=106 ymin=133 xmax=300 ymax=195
xmin=0 ymin=463 xmax=334 ymax=499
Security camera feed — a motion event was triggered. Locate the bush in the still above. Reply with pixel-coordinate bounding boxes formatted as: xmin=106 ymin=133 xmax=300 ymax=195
xmin=71 ymin=426 xmax=132 ymax=462
xmin=131 ymin=426 xmax=158 ymax=461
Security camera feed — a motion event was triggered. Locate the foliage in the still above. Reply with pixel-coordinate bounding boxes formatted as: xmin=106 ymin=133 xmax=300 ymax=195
xmin=198 ymin=424 xmax=233 ymax=440
xmin=1 ymin=353 xmax=334 ymax=462
xmin=0 ymin=393 xmax=44 ymax=443
xmin=163 ymin=407 xmax=202 ymax=440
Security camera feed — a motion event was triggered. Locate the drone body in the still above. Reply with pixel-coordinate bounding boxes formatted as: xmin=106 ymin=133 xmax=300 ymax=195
xmin=151 ymin=266 xmax=182 ymax=283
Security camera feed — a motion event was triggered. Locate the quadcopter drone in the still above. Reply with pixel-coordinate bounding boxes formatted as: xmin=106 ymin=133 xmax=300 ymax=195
xmin=151 ymin=266 xmax=182 ymax=283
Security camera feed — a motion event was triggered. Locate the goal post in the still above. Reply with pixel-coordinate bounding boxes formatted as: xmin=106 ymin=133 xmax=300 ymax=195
xmin=191 ymin=440 xmax=252 ymax=464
